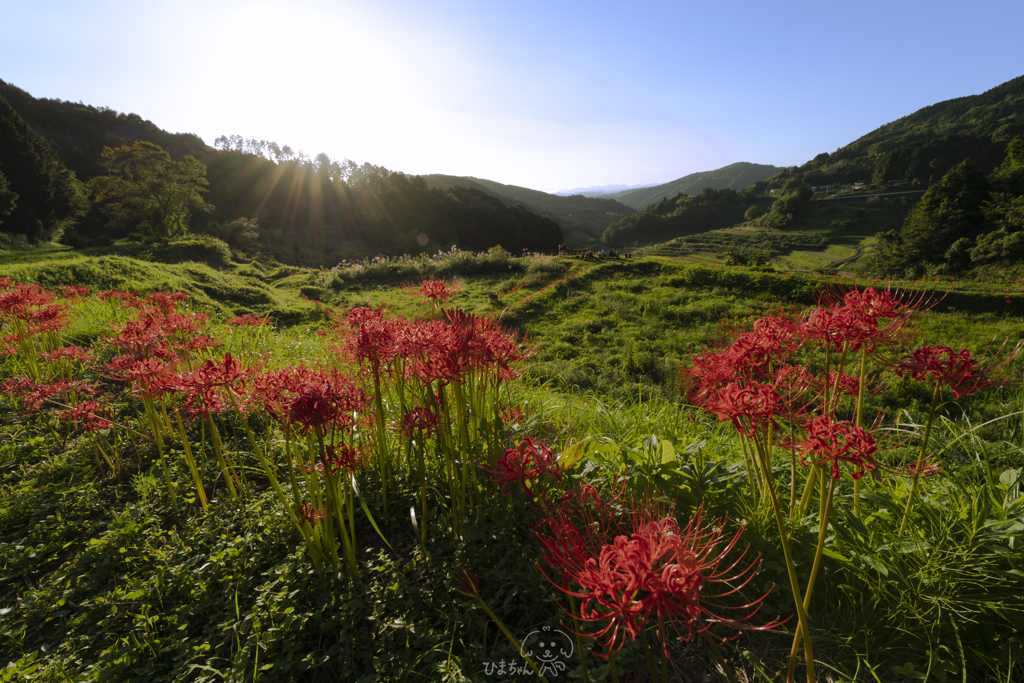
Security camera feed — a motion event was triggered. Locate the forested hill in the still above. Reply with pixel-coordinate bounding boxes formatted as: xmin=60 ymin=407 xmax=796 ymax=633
xmin=758 ymin=73 xmax=1024 ymax=194
xmin=0 ymin=79 xmax=207 ymax=181
xmin=605 ymin=162 xmax=783 ymax=210
xmin=422 ymin=174 xmax=635 ymax=244
xmin=0 ymin=80 xmax=564 ymax=262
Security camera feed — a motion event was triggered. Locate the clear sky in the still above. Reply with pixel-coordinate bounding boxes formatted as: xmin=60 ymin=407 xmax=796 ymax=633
xmin=2 ymin=0 xmax=1022 ymax=192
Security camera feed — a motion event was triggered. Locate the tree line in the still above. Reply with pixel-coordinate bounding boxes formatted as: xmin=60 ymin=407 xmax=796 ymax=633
xmin=866 ymin=135 xmax=1024 ymax=278
xmin=0 ymin=82 xmax=563 ymax=264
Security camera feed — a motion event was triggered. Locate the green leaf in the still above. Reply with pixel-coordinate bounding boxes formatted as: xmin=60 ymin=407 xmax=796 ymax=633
xmin=659 ymin=439 xmax=677 ymax=464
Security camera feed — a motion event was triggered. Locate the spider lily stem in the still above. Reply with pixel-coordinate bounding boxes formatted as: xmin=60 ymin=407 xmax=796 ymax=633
xmin=899 ymin=382 xmax=941 ymax=535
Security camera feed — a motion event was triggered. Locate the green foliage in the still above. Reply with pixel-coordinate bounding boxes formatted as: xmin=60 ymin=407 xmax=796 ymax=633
xmin=423 ymin=174 xmax=635 ymax=240
xmin=602 ymin=186 xmax=745 ymax=246
xmin=0 ymin=95 xmax=88 ymax=242
xmin=147 ymin=235 xmax=233 ymax=268
xmin=90 ymin=141 xmax=213 ymax=241
xmin=769 ymin=73 xmax=1024 ymax=194
xmin=743 ymin=204 xmax=765 ymax=221
xmin=868 ymin=140 xmax=1024 ymax=277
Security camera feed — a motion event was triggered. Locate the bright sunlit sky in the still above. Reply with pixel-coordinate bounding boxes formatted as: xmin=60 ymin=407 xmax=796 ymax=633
xmin=2 ymin=0 xmax=1023 ymax=192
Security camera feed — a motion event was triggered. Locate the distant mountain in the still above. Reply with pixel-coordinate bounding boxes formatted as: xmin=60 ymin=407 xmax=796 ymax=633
xmin=553 ymin=182 xmax=660 ymax=197
xmin=606 ymin=162 xmax=784 ymax=210
xmin=421 ymin=174 xmax=635 ymax=245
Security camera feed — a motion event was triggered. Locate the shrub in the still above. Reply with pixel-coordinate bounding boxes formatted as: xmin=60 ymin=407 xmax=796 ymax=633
xmin=148 ymin=236 xmax=233 ymax=268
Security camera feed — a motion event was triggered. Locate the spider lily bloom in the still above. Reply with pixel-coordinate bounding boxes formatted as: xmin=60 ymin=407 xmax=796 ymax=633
xmin=405 ymin=278 xmax=461 ymax=304
xmin=537 ymin=503 xmax=781 ymax=660
xmin=795 ymin=415 xmax=879 ymax=481
xmin=400 ymin=406 xmax=439 ymax=437
xmin=892 ymin=341 xmax=1023 ymax=534
xmin=483 ymin=437 xmax=564 ymax=498
xmin=296 ymin=502 xmax=327 ymax=527
xmin=703 ymin=380 xmax=785 ymax=437
xmin=59 ymin=285 xmax=91 ymax=300
xmin=892 ymin=343 xmax=1024 ymax=398
xmin=227 ymin=314 xmax=273 ymax=326
xmin=56 ymin=400 xmax=112 ymax=432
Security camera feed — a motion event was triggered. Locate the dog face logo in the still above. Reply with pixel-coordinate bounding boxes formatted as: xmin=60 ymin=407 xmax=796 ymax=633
xmin=521 ymin=625 xmax=573 ymax=677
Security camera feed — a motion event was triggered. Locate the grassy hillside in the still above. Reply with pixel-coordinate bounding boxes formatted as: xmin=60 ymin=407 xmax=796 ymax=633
xmin=3 ymin=247 xmax=1024 ymax=682
xmin=606 ymin=162 xmax=783 ymax=209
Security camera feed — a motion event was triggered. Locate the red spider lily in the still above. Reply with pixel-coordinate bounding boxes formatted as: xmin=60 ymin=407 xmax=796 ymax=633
xmin=500 ymin=407 xmax=526 ymax=426
xmin=400 ymin=406 xmax=439 ymax=437
xmin=679 ymin=349 xmax=743 ymax=403
xmin=227 ymin=314 xmax=273 ymax=326
xmin=827 ymin=371 xmax=861 ymax=397
xmin=802 ymin=306 xmax=875 ymax=352
xmin=893 ymin=343 xmax=1024 ymax=398
xmin=406 ymin=278 xmax=461 ymax=303
xmin=13 ymin=380 xmax=98 ymax=412
xmin=39 ymin=346 xmax=90 ymax=363
xmin=161 ymin=354 xmax=256 ymax=417
xmin=321 ymin=444 xmax=363 ymax=474
xmin=56 ymin=400 xmax=112 ymax=431
xmin=146 ymin=291 xmax=189 ymax=315
xmin=97 ymin=290 xmax=143 ymax=307
xmin=795 ymin=415 xmax=879 ymax=480
xmin=535 ymin=501 xmax=781 ymax=658
xmin=101 ymin=356 xmax=178 ymax=396
xmin=296 ymin=502 xmax=327 ymax=527
xmin=0 ymin=283 xmax=52 ymax=318
xmin=704 ymin=380 xmax=785 ymax=437
xmin=483 ymin=437 xmax=564 ymax=498
xmin=345 ymin=305 xmax=386 ymax=330
xmin=455 ymin=567 xmax=481 ymax=595
xmin=59 ymin=285 xmax=90 ymax=300
xmin=259 ymin=367 xmax=369 ymax=434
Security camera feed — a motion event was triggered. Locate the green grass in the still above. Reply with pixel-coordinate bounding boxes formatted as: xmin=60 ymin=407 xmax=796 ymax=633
xmin=2 ymin=246 xmax=1024 ymax=681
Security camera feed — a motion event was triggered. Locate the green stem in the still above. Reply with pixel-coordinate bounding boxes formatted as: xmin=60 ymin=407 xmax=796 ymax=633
xmin=788 ymin=473 xmax=834 ymax=680
xmin=701 ymin=631 xmax=739 ymax=683
xmin=470 ymin=594 xmax=549 ymax=683
xmin=753 ymin=440 xmax=816 ymax=683
xmin=899 ymin=382 xmax=941 ymax=536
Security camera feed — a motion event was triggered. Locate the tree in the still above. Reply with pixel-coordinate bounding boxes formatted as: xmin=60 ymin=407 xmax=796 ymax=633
xmin=744 ymin=205 xmax=764 ymax=221
xmin=91 ymin=141 xmax=213 ymax=240
xmin=0 ymin=169 xmax=15 ymax=224
xmin=0 ymin=96 xmax=87 ymax=242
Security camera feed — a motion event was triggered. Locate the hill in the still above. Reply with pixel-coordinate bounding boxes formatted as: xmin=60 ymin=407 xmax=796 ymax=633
xmin=606 ymin=162 xmax=783 ymax=210
xmin=421 ymin=174 xmax=635 ymax=246
xmin=761 ymin=73 xmax=1024 ymax=195
xmin=0 ymin=80 xmax=565 ymax=262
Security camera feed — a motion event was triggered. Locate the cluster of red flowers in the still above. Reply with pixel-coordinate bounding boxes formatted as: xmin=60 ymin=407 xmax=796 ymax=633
xmin=0 ymin=282 xmax=69 ymax=342
xmin=227 ymin=314 xmax=273 ymax=326
xmin=483 ymin=437 xmax=563 ymax=498
xmin=339 ymin=306 xmax=537 ymax=386
xmin=681 ymin=286 xmax=940 ymax=481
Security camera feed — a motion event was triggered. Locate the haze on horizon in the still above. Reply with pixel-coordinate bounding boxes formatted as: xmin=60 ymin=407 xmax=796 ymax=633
xmin=2 ymin=0 xmax=1022 ymax=193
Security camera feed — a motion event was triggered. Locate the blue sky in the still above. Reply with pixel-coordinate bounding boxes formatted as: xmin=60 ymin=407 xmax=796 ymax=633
xmin=2 ymin=0 xmax=1022 ymax=192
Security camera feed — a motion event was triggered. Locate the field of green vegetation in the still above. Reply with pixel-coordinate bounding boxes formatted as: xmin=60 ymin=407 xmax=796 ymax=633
xmin=2 ymin=246 xmax=1024 ymax=682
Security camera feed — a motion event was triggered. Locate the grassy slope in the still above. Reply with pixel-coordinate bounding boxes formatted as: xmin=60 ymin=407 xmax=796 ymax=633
xmin=3 ymin=248 xmax=1024 ymax=681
